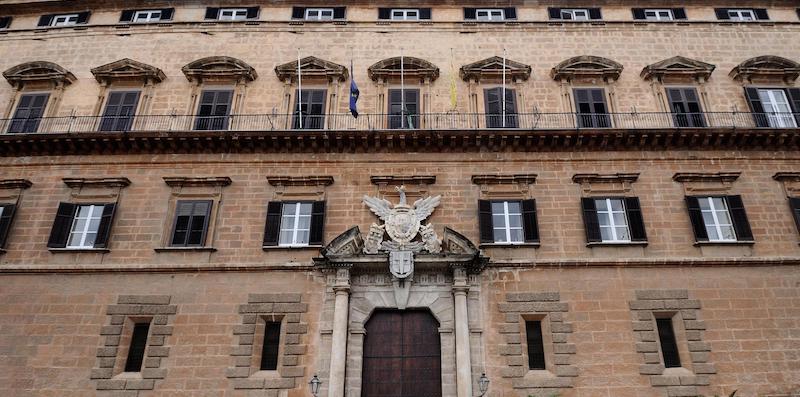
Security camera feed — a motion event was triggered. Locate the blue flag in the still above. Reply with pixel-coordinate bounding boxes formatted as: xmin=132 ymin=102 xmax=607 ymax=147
xmin=349 ymin=63 xmax=359 ymax=118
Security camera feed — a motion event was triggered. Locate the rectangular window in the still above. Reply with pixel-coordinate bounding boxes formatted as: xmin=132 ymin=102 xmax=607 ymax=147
xmin=698 ymin=197 xmax=736 ymax=242
xmin=379 ymin=8 xmax=430 ymax=20
xmin=744 ymin=87 xmax=800 ymax=128
xmin=392 ymin=9 xmax=419 ymax=21
xmin=716 ymin=8 xmax=768 ymax=21
xmin=121 ymin=8 xmax=173 ymax=23
xmin=666 ymin=87 xmax=706 ymax=128
xmin=656 ymin=318 xmax=681 ymax=368
xmin=476 ymin=9 xmax=504 ymax=21
xmin=279 ymin=202 xmax=313 ymax=246
xmin=260 ymin=321 xmax=281 ymax=370
xmin=525 ymin=320 xmax=546 ymax=370
xmin=194 ymin=90 xmax=233 ymax=130
xmin=644 ymin=9 xmax=673 ymax=21
xmin=8 ymin=93 xmax=49 ymax=133
xmin=686 ymin=195 xmax=753 ymax=243
xmin=0 ymin=204 xmax=17 ymax=249
xmin=38 ymin=12 xmax=90 ymax=27
xmin=595 ymin=198 xmax=631 ymax=242
xmin=581 ymin=197 xmax=647 ymax=244
xmin=484 ymin=87 xmax=518 ymax=128
xmin=67 ymin=205 xmax=104 ymax=248
xmin=633 ymin=8 xmax=686 ymax=20
xmin=789 ymin=197 xmax=800 ymax=234
xmin=134 ymin=10 xmax=162 ymax=22
xmin=99 ymin=91 xmax=140 ymax=132
xmin=562 ymin=9 xmax=589 ymax=20
xmin=478 ymin=199 xmax=539 ymax=245
xmin=124 ymin=323 xmax=150 ymax=372
xmin=574 ymin=88 xmax=610 ymax=128
xmin=293 ymin=89 xmax=327 ymax=129
xmin=728 ymin=9 xmax=755 ymax=21
xmin=47 ymin=203 xmax=117 ymax=249
xmin=388 ymin=89 xmax=419 ymax=129
xmin=219 ymin=8 xmax=248 ymax=21
xmin=306 ymin=8 xmax=335 ymax=21
xmin=51 ymin=14 xmax=79 ymax=26
xmin=170 ymin=200 xmax=212 ymax=247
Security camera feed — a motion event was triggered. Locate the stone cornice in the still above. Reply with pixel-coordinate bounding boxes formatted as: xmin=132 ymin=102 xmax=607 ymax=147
xmin=63 ymin=177 xmax=131 ymax=189
xmin=163 ymin=176 xmax=232 ymax=187
xmin=471 ymin=174 xmax=537 ymax=185
xmin=266 ymin=176 xmax=334 ymax=187
xmin=370 ymin=175 xmax=436 ymax=186
xmin=772 ymin=172 xmax=800 ymax=182
xmin=0 ymin=179 xmax=32 ymax=189
xmin=572 ymin=173 xmax=639 ymax=185
xmin=672 ymin=172 xmax=741 ymax=183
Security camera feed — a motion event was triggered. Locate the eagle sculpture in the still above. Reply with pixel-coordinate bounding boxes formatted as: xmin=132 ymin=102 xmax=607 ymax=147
xmin=363 ymin=186 xmax=441 ymax=253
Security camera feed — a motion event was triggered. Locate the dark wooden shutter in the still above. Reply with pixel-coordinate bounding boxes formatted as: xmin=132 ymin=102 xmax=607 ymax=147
xmin=119 ymin=10 xmax=135 ymax=22
xmin=478 ymin=200 xmax=493 ymax=243
xmin=504 ymin=8 xmax=517 ymax=20
xmin=292 ymin=7 xmax=305 ymax=19
xmin=464 ymin=8 xmax=476 ymax=20
xmin=786 ymin=88 xmax=800 ymax=125
xmin=309 ymin=201 xmax=326 ymax=246
xmin=715 ymin=9 xmax=730 ymax=20
xmin=170 ymin=200 xmax=212 ymax=247
xmin=666 ymin=87 xmax=705 ymax=128
xmin=726 ymin=195 xmax=753 ymax=241
xmin=205 ymin=7 xmax=219 ymax=20
xmin=9 ymin=93 xmax=49 ymax=133
xmin=76 ymin=11 xmax=91 ymax=24
xmin=744 ymin=87 xmax=769 ymax=127
xmin=789 ymin=197 xmax=800 ymax=234
xmin=246 ymin=7 xmax=260 ymax=19
xmin=624 ymin=197 xmax=647 ymax=242
xmin=260 ymin=321 xmax=281 ymax=370
xmin=574 ymin=88 xmax=609 ymax=128
xmin=656 ymin=318 xmax=681 ymax=368
xmin=195 ymin=90 xmax=232 ymax=130
xmin=672 ymin=8 xmax=687 ymax=20
xmin=521 ymin=199 xmax=539 ymax=243
xmin=588 ymin=8 xmax=602 ymax=20
xmin=754 ymin=8 xmax=769 ymax=20
xmin=93 ymin=203 xmax=116 ymax=249
xmin=100 ymin=91 xmax=140 ymax=132
xmin=419 ymin=8 xmax=431 ymax=20
xmin=685 ymin=196 xmax=708 ymax=242
xmin=0 ymin=204 xmax=17 ymax=248
xmin=525 ymin=320 xmax=546 ymax=370
xmin=548 ymin=8 xmax=561 ymax=19
xmin=632 ymin=9 xmax=646 ymax=20
xmin=47 ymin=202 xmax=76 ymax=248
xmin=263 ymin=202 xmax=283 ymax=246
xmin=581 ymin=198 xmax=601 ymax=243
xmin=124 ymin=323 xmax=150 ymax=372
xmin=38 ymin=14 xmax=54 ymax=27
xmin=0 ymin=16 xmax=11 ymax=29
xmin=160 ymin=8 xmax=174 ymax=21
xmin=333 ymin=7 xmax=346 ymax=19
xmin=378 ymin=8 xmax=391 ymax=19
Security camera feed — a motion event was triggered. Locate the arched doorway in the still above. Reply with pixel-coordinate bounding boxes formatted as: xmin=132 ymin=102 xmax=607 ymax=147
xmin=362 ymin=309 xmax=442 ymax=397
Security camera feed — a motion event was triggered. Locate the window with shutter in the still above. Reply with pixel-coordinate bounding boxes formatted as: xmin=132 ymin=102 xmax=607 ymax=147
xmin=170 ymin=200 xmax=212 ymax=247
xmin=260 ymin=321 xmax=281 ymax=370
xmin=293 ymin=89 xmax=327 ymax=129
xmin=656 ymin=318 xmax=681 ymax=368
xmin=99 ymin=91 xmax=140 ymax=132
xmin=132 ymin=10 xmax=163 ymax=23
xmin=490 ymin=201 xmax=523 ymax=244
xmin=479 ymin=199 xmax=538 ymax=245
xmin=389 ymin=9 xmax=420 ymax=21
xmin=388 ymin=89 xmax=419 ymax=129
xmin=66 ymin=205 xmax=104 ymax=249
xmin=687 ymin=196 xmax=753 ymax=242
xmin=0 ymin=204 xmax=16 ymax=248
xmin=560 ymin=9 xmax=590 ymax=20
xmin=475 ymin=9 xmax=505 ymax=21
xmin=124 ymin=323 xmax=150 ymax=372
xmin=640 ymin=9 xmax=675 ymax=21
xmin=194 ymin=90 xmax=233 ymax=130
xmin=573 ymin=88 xmax=610 ymax=128
xmin=218 ymin=8 xmax=249 ymax=21
xmin=789 ymin=197 xmax=800 ymax=234
xmin=278 ymin=202 xmax=313 ymax=246
xmin=484 ymin=87 xmax=518 ymax=128
xmin=756 ymin=89 xmax=797 ymax=128
xmin=525 ymin=321 xmax=546 ymax=370
xmin=8 ymin=93 xmax=49 ymax=133
xmin=666 ymin=87 xmax=706 ymax=128
xmin=305 ymin=8 xmax=335 ymax=21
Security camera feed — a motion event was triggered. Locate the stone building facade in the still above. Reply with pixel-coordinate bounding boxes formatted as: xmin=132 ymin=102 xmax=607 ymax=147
xmin=0 ymin=1 xmax=799 ymax=396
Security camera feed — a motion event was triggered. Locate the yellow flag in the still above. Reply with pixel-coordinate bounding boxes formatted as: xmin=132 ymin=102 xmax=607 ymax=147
xmin=449 ymin=50 xmax=457 ymax=110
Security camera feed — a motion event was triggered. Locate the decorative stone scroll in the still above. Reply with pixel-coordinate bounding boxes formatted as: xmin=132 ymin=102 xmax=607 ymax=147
xmin=91 ymin=58 xmax=166 ymax=85
xmin=2 ymin=61 xmax=76 ymax=90
xmin=729 ymin=55 xmax=800 ymax=84
xmin=368 ymin=57 xmax=440 ymax=83
xmin=551 ymin=55 xmax=623 ymax=83
xmin=640 ymin=56 xmax=716 ymax=83
xmin=459 ymin=56 xmax=532 ymax=82
xmin=274 ymin=56 xmax=348 ymax=83
xmin=181 ymin=56 xmax=258 ymax=83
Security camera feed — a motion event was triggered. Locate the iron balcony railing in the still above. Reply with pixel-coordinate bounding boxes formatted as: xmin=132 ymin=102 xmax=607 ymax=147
xmin=2 ymin=112 xmax=799 ymax=134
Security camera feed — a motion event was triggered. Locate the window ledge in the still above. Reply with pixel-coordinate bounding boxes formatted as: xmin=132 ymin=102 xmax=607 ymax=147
xmin=587 ymin=241 xmax=648 ymax=247
xmin=479 ymin=242 xmax=540 ymax=248
xmin=249 ymin=370 xmax=281 ymax=378
xmin=154 ymin=246 xmax=217 ymax=252
xmin=693 ymin=240 xmax=754 ymax=246
xmin=262 ymin=245 xmax=323 ymax=251
xmin=49 ymin=247 xmax=110 ymax=253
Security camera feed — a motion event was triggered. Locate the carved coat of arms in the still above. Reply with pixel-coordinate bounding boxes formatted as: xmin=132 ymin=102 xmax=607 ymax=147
xmin=363 ymin=186 xmax=441 ymax=279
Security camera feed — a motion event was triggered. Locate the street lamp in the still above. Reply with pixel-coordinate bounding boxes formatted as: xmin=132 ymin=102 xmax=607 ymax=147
xmin=309 ymin=374 xmax=321 ymax=397
xmin=478 ymin=373 xmax=490 ymax=397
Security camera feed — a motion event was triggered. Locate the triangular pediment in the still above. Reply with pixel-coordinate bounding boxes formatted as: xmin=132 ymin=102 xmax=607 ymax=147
xmin=91 ymin=58 xmax=166 ymax=84
xmin=640 ymin=56 xmax=716 ymax=81
xmin=729 ymin=55 xmax=800 ymax=83
xmin=551 ymin=55 xmax=623 ymax=82
xmin=274 ymin=56 xmax=348 ymax=82
xmin=181 ymin=56 xmax=258 ymax=83
xmin=368 ymin=56 xmax=440 ymax=82
xmin=3 ymin=61 xmax=76 ymax=89
xmin=460 ymin=56 xmax=531 ymax=82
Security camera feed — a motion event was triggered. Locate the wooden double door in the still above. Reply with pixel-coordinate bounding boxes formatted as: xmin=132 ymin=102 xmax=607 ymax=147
xmin=362 ymin=310 xmax=442 ymax=397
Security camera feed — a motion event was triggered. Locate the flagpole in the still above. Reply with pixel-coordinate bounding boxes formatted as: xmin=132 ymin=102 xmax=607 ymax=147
xmin=502 ymin=48 xmax=507 ymax=128
xmin=297 ymin=48 xmax=302 ymax=129
xmin=400 ymin=48 xmax=405 ymax=129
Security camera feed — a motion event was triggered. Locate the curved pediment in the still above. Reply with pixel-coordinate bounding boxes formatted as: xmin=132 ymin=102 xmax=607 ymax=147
xmin=3 ymin=61 xmax=76 ymax=89
xmin=274 ymin=56 xmax=348 ymax=82
xmin=640 ymin=56 xmax=716 ymax=82
xmin=729 ymin=55 xmax=800 ymax=83
xmin=551 ymin=55 xmax=623 ymax=82
xmin=368 ymin=56 xmax=439 ymax=82
xmin=91 ymin=58 xmax=166 ymax=85
xmin=181 ymin=56 xmax=258 ymax=83
xmin=459 ymin=56 xmax=532 ymax=82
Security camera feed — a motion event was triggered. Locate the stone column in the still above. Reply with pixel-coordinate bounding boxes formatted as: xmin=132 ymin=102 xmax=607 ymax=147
xmin=452 ymin=266 xmax=473 ymax=397
xmin=328 ymin=267 xmax=351 ymax=397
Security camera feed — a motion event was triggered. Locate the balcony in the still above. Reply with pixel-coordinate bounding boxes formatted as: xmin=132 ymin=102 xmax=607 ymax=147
xmin=1 ymin=112 xmax=799 ymax=134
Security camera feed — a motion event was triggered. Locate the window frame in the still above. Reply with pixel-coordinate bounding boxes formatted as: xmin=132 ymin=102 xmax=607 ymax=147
xmin=51 ymin=13 xmax=79 ymax=26
xmin=666 ymin=86 xmax=707 ymax=128
xmin=278 ymin=201 xmax=314 ymax=247
xmin=391 ymin=9 xmax=420 ymax=21
xmin=387 ymin=88 xmax=420 ymax=129
xmin=305 ymin=8 xmax=335 ymax=21
xmin=491 ymin=200 xmax=525 ymax=244
xmin=525 ymin=320 xmax=547 ymax=370
xmin=258 ymin=319 xmax=282 ymax=371
xmin=655 ymin=317 xmax=682 ymax=368
xmin=169 ymin=200 xmax=213 ymax=247
xmin=218 ymin=8 xmax=248 ymax=21
xmin=727 ymin=9 xmax=756 ymax=21
xmin=561 ymin=8 xmax=590 ymax=21
xmin=484 ymin=87 xmax=518 ymax=128
xmin=123 ymin=322 xmax=151 ymax=373
xmin=133 ymin=10 xmax=162 ymax=23
xmin=99 ymin=90 xmax=141 ymax=132
xmin=8 ymin=92 xmax=50 ymax=134
xmin=757 ymin=88 xmax=797 ymax=128
xmin=594 ymin=198 xmax=631 ymax=243
xmin=476 ymin=8 xmax=505 ymax=21
xmin=697 ymin=196 xmax=736 ymax=242
xmin=644 ymin=9 xmax=674 ymax=21
xmin=292 ymin=88 xmax=327 ymax=130
xmin=66 ymin=204 xmax=105 ymax=249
